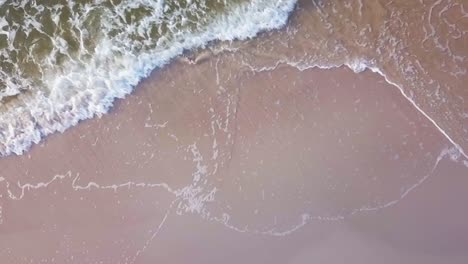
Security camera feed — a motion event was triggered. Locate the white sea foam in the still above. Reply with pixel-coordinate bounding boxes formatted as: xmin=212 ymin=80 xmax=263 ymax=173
xmin=0 ymin=0 xmax=298 ymax=156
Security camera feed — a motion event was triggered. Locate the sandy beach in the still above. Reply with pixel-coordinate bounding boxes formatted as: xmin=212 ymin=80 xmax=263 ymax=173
xmin=0 ymin=0 xmax=467 ymax=263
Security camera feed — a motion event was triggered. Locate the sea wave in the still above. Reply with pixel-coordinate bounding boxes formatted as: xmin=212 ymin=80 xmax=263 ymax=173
xmin=0 ymin=0 xmax=297 ymax=156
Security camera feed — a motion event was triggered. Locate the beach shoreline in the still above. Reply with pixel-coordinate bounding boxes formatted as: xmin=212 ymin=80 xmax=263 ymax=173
xmin=1 ymin=0 xmax=467 ymax=263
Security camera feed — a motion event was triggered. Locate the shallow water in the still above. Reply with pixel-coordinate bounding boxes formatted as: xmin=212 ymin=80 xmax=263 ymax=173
xmin=234 ymin=0 xmax=468 ymax=156
xmin=0 ymin=1 xmax=467 ymax=263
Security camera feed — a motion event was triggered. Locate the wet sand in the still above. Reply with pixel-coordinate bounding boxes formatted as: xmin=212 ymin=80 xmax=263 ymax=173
xmin=1 ymin=0 xmax=468 ymax=263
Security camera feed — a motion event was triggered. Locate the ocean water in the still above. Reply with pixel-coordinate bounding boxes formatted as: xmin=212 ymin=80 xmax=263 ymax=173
xmin=0 ymin=0 xmax=466 ymax=158
xmin=0 ymin=0 xmax=297 ymax=156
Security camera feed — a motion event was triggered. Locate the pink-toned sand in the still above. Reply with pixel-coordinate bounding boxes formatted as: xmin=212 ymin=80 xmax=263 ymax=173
xmin=1 ymin=0 xmax=467 ymax=263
